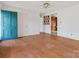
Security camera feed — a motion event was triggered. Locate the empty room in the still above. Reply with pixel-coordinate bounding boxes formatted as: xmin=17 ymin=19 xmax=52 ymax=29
xmin=0 ymin=1 xmax=79 ymax=58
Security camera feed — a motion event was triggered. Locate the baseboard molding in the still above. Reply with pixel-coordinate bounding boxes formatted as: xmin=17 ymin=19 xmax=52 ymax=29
xmin=40 ymin=32 xmax=51 ymax=34
xmin=58 ymin=34 xmax=79 ymax=41
xmin=40 ymin=32 xmax=79 ymax=41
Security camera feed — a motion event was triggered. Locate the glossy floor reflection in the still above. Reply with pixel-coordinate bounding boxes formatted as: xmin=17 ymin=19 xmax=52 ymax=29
xmin=0 ymin=33 xmax=79 ymax=58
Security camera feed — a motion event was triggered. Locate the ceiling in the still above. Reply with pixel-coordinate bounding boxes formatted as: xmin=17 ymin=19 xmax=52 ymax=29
xmin=1 ymin=1 xmax=79 ymax=13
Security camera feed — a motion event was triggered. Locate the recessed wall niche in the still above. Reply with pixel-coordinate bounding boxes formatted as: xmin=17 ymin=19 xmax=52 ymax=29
xmin=43 ymin=15 xmax=50 ymax=25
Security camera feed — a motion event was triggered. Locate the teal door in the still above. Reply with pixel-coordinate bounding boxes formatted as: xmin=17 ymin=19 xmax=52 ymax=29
xmin=11 ymin=12 xmax=18 ymax=39
xmin=1 ymin=10 xmax=18 ymax=40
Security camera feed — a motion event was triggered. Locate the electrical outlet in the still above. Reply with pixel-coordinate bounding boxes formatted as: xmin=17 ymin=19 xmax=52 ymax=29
xmin=60 ymin=21 xmax=61 ymax=23
xmin=70 ymin=34 xmax=73 ymax=36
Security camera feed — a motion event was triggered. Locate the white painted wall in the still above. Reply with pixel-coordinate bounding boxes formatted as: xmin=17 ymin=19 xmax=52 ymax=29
xmin=43 ymin=4 xmax=79 ymax=40
xmin=40 ymin=18 xmax=43 ymax=32
xmin=44 ymin=25 xmax=51 ymax=34
xmin=57 ymin=4 xmax=79 ymax=40
xmin=22 ymin=10 xmax=40 ymax=36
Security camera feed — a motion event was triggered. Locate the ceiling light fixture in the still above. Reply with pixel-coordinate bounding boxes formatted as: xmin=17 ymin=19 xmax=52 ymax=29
xmin=43 ymin=1 xmax=50 ymax=8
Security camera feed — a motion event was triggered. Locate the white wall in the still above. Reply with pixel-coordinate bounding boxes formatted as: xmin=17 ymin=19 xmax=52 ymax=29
xmin=57 ymin=4 xmax=79 ymax=40
xmin=1 ymin=4 xmax=40 ymax=37
xmin=43 ymin=4 xmax=79 ymax=40
xmin=22 ymin=11 xmax=40 ymax=36
xmin=40 ymin=18 xmax=43 ymax=32
xmin=28 ymin=11 xmax=40 ymax=35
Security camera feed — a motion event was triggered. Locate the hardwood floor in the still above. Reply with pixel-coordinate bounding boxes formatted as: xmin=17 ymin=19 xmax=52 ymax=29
xmin=0 ymin=33 xmax=79 ymax=58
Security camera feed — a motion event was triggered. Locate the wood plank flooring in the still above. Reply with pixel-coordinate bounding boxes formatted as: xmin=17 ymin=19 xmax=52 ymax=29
xmin=0 ymin=33 xmax=79 ymax=58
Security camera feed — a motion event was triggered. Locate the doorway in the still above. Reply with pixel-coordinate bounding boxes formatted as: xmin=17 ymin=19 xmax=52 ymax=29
xmin=51 ymin=16 xmax=57 ymax=35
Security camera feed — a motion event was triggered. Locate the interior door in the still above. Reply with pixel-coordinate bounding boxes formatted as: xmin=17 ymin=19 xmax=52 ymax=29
xmin=1 ymin=10 xmax=18 ymax=40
